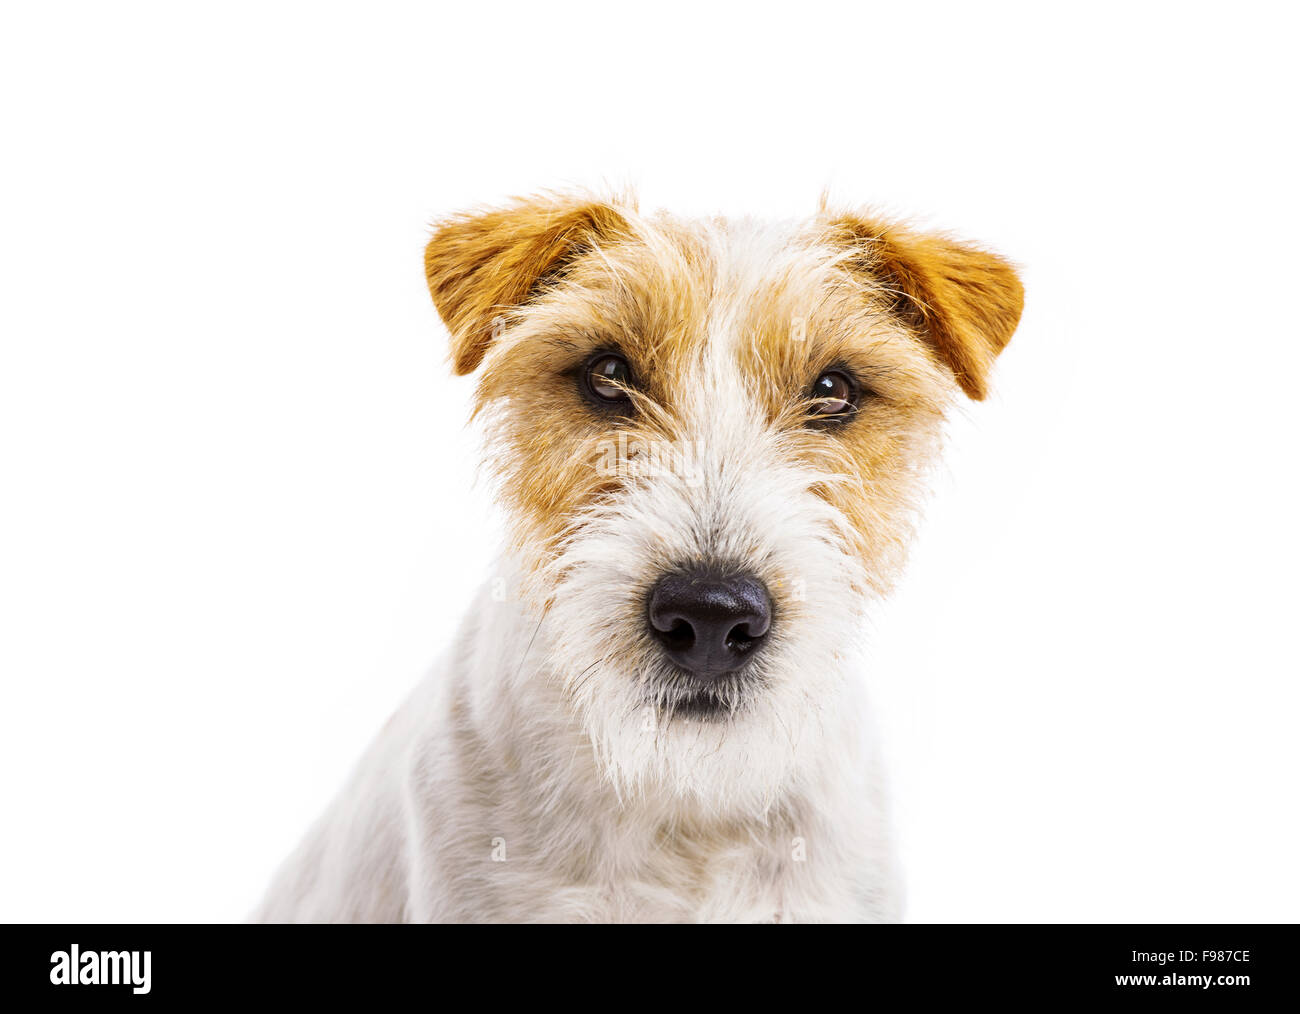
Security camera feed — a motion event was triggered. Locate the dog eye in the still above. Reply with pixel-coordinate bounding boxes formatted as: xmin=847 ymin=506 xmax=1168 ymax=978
xmin=582 ymin=353 xmax=634 ymax=405
xmin=809 ymin=370 xmax=859 ymax=420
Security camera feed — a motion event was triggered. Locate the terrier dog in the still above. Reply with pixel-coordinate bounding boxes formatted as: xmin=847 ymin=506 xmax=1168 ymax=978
xmin=256 ymin=192 xmax=1023 ymax=923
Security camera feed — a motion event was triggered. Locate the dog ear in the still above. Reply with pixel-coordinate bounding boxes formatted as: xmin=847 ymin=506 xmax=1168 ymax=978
xmin=425 ymin=194 xmax=632 ymax=375
xmin=826 ymin=213 xmax=1024 ymax=400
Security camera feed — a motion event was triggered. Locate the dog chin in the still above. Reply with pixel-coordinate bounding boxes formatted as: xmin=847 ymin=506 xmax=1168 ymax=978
xmin=542 ymin=625 xmax=847 ymax=813
xmin=603 ymin=688 xmax=827 ymax=813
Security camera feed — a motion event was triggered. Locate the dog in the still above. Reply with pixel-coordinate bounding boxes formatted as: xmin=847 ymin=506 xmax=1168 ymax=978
xmin=255 ymin=191 xmax=1023 ymax=923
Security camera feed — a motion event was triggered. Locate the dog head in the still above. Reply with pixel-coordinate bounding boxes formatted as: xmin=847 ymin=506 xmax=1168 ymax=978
xmin=425 ymin=192 xmax=1022 ymax=811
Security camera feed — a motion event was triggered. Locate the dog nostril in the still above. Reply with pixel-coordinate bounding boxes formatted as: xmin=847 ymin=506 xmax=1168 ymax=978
xmin=725 ymin=622 xmax=758 ymax=652
xmin=647 ymin=570 xmax=772 ymax=678
xmin=661 ymin=619 xmax=695 ymax=651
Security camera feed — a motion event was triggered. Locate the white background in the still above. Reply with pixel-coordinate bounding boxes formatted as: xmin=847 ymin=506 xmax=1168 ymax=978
xmin=2 ymin=1 xmax=1297 ymax=922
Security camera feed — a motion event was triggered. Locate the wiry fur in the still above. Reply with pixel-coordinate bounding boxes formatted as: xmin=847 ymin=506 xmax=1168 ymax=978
xmin=256 ymin=191 xmax=1022 ymax=923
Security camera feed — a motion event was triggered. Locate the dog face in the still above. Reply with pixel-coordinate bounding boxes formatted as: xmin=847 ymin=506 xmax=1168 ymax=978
xmin=425 ymin=193 xmax=1022 ymax=811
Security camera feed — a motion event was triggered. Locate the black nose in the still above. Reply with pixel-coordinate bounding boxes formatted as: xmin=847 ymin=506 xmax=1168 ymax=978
xmin=647 ymin=571 xmax=772 ymax=678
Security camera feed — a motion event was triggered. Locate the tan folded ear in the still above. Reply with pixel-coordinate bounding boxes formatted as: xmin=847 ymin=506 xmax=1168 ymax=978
xmin=425 ymin=193 xmax=632 ymax=375
xmin=826 ymin=213 xmax=1024 ymax=399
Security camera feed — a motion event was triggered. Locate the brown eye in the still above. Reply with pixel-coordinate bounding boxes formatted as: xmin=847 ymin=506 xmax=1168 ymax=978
xmin=809 ymin=370 xmax=859 ymax=420
xmin=582 ymin=353 xmax=634 ymax=405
